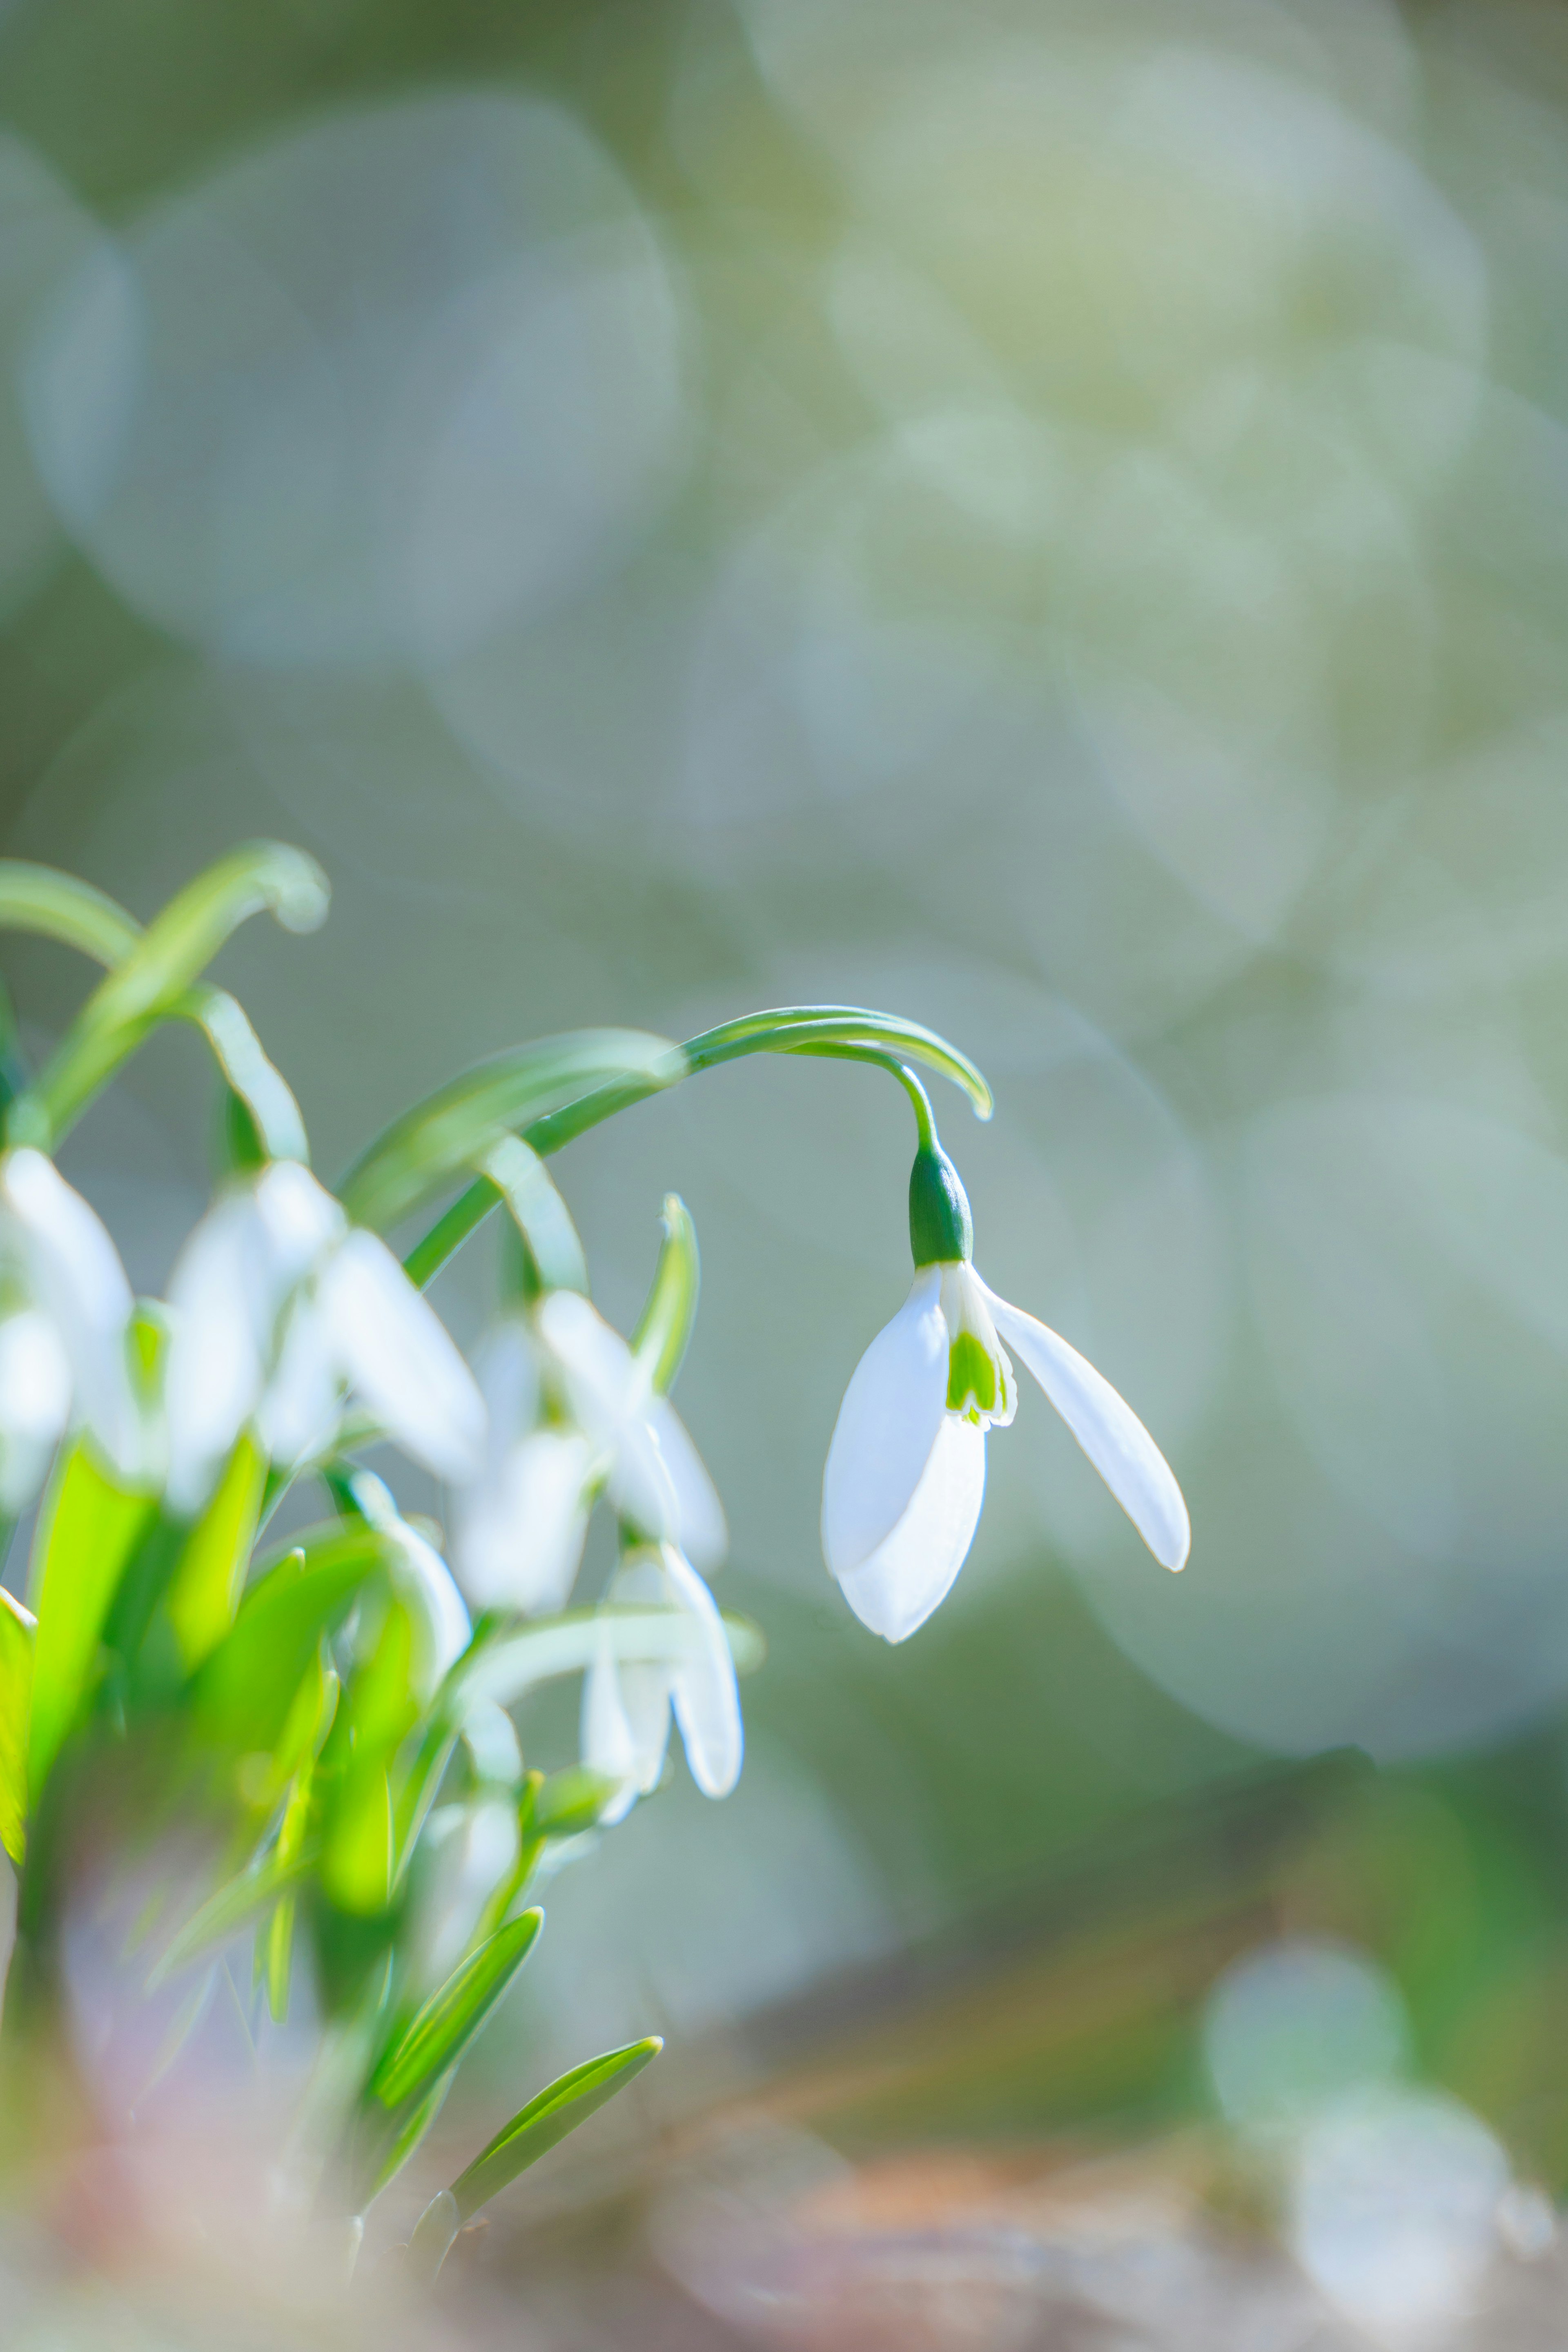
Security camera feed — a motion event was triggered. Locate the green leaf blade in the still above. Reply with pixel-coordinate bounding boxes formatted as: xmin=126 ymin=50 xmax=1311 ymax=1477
xmin=194 ymin=1526 xmax=390 ymax=1755
xmin=27 ymin=1446 xmax=156 ymax=1802
xmin=450 ymin=2038 xmax=662 ymax=2223
xmin=0 ymin=1589 xmax=36 ymax=1863
xmin=339 ymin=1029 xmax=677 ymax=1235
xmin=370 ymin=1909 xmax=543 ymax=2110
xmin=630 ymin=1194 xmax=700 ymax=1394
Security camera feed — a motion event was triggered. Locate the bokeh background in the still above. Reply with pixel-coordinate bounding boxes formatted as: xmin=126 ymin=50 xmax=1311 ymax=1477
xmin=8 ymin=0 xmax=1568 ymax=2338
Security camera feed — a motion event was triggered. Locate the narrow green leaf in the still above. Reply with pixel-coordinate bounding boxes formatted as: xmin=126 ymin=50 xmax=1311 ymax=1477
xmin=149 ymin=1838 xmax=318 ymax=1986
xmin=195 ymin=1527 xmax=390 ymax=1754
xmin=460 ymin=1606 xmax=766 ymax=1712
xmin=630 ymin=1194 xmax=700 ymax=1394
xmin=370 ymin=1909 xmax=543 ymax=2109
xmin=449 ymin=2038 xmax=662 ymax=2223
xmin=339 ymin=1028 xmax=675 ymax=1236
xmin=0 ymin=1589 xmax=36 ymax=1864
xmin=370 ymin=2067 xmax=457 ymax=2202
xmin=27 ymin=1445 xmax=156 ymax=1802
xmin=166 ymin=1433 xmax=266 ymax=1674
xmin=321 ymin=1757 xmax=394 ymax=1917
xmin=0 ymin=862 xmax=141 ymax=966
xmin=480 ymin=1134 xmax=586 ymax=1296
xmin=174 ymin=987 xmax=310 ymax=1164
xmin=28 ymin=842 xmax=329 ymax=1144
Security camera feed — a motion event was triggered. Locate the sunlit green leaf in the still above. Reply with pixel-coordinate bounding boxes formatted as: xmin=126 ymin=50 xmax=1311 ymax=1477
xmin=195 ymin=1525 xmax=390 ymax=1754
xmin=449 ymin=2037 xmax=662 ymax=2222
xmin=27 ymin=842 xmax=329 ymax=1145
xmin=27 ymin=1444 xmax=156 ymax=1802
xmin=0 ymin=1589 xmax=36 ymax=1864
xmin=630 ymin=1194 xmax=700 ymax=1394
xmin=167 ymin=1433 xmax=266 ymax=1674
xmin=369 ymin=1909 xmax=543 ymax=2109
xmin=341 ymin=1028 xmax=675 ymax=1237
xmin=479 ymin=1133 xmax=586 ymax=1296
xmin=322 ymin=1757 xmax=394 ymax=1916
xmin=460 ymin=1606 xmax=766 ymax=1712
xmin=369 ymin=2066 xmax=457 ymax=2202
xmin=174 ymin=987 xmax=310 ymax=1164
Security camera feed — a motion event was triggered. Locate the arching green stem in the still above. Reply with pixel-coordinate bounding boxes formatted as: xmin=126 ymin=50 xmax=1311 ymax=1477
xmin=404 ymin=1009 xmax=988 ymax=1289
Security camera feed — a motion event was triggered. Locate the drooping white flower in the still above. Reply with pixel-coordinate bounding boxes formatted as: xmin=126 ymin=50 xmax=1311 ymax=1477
xmin=822 ymin=1163 xmax=1189 ymax=1644
xmin=346 ymin=1470 xmax=472 ymax=1702
xmin=0 ymin=1148 xmax=143 ymax=1506
xmin=580 ymin=1542 xmax=742 ymax=1823
xmin=162 ymin=1158 xmax=485 ymax=1513
xmin=452 ymin=1289 xmax=724 ymax=1616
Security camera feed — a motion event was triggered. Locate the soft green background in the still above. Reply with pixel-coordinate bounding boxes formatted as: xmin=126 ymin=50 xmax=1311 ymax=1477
xmin=6 ymin=0 xmax=1568 ymax=2187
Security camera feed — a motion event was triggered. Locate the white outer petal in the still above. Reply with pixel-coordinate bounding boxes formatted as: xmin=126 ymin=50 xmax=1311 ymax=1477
xmin=821 ymin=1267 xmax=948 ymax=1579
xmin=454 ymin=1428 xmax=593 ymax=1615
xmin=580 ymin=1635 xmax=647 ymax=1826
xmin=1 ymin=1149 xmax=140 ymax=1477
xmin=660 ymin=1546 xmax=742 ymax=1798
xmin=318 ymin=1229 xmax=486 ymax=1481
xmin=252 ymin=1159 xmax=345 ymax=1287
xmin=254 ymin=1294 xmax=340 ymax=1470
xmin=389 ymin=1526 xmax=472 ymax=1699
xmin=643 ymin=1397 xmax=727 ymax=1571
xmin=0 ymin=1309 xmax=71 ymax=1512
xmin=163 ymin=1194 xmax=272 ymax=1512
xmin=837 ymin=1413 xmax=987 ymax=1642
xmin=983 ymin=1286 xmax=1191 ymax=1572
xmin=536 ymin=1290 xmax=639 ymax=1446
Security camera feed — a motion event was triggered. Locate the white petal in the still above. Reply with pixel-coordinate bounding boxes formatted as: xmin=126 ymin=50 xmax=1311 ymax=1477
xmin=317 ymin=1229 xmax=486 ymax=1482
xmin=984 ymin=1287 xmax=1191 ymax=1572
xmin=0 ymin=1150 xmax=140 ymax=1477
xmin=644 ymin=1397 xmax=728 ymax=1571
xmin=836 ymin=1413 xmax=987 ymax=1642
xmin=163 ymin=1193 xmax=272 ymax=1512
xmin=536 ymin=1290 xmax=641 ymax=1447
xmin=472 ymin=1319 xmax=542 ymax=1472
xmin=389 ymin=1526 xmax=472 ymax=1699
xmin=0 ymin=1309 xmax=71 ymax=1513
xmin=252 ymin=1159 xmax=345 ymax=1288
xmin=454 ymin=1428 xmax=593 ymax=1615
xmin=580 ymin=1636 xmax=646 ymax=1826
xmin=821 ymin=1267 xmax=948 ymax=1578
xmin=661 ymin=1547 xmax=742 ymax=1799
xmin=255 ymin=1294 xmax=341 ymax=1469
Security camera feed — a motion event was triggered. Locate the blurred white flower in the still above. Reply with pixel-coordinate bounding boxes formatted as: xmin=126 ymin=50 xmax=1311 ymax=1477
xmin=581 ymin=1542 xmax=742 ymax=1822
xmin=0 ymin=1147 xmax=143 ymax=1508
xmin=162 ymin=1159 xmax=485 ymax=1513
xmin=452 ymin=1289 xmax=725 ymax=1615
xmin=346 ymin=1470 xmax=471 ymax=1701
xmin=822 ymin=1258 xmax=1189 ymax=1643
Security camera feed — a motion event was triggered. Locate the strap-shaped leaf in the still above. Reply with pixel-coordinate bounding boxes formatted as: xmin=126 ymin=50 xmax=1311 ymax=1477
xmin=166 ymin=1433 xmax=266 ymax=1674
xmin=630 ymin=1194 xmax=699 ymax=1395
xmin=0 ymin=1589 xmax=36 ymax=1863
xmin=195 ymin=1526 xmax=390 ymax=1753
xmin=173 ymin=988 xmax=310 ymax=1163
xmin=449 ymin=2037 xmax=662 ymax=2223
xmin=371 ymin=2065 xmax=459 ymax=2202
xmin=406 ymin=1004 xmax=991 ymax=1288
xmin=369 ymin=1908 xmax=543 ymax=2109
xmin=478 ymin=1134 xmax=586 ymax=1296
xmin=27 ymin=1444 xmax=156 ymax=1801
xmin=26 ymin=843 xmax=328 ymax=1144
xmin=338 ymin=1029 xmax=675 ymax=1235
xmin=460 ymin=1605 xmax=766 ymax=1712
xmin=149 ymin=1837 xmax=318 ymax=1986
xmin=0 ymin=862 xmax=141 ymax=964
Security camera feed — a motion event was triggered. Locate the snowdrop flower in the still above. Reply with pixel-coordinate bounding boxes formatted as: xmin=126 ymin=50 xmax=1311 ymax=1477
xmin=0 ymin=1148 xmax=143 ymax=1507
xmin=453 ymin=1288 xmax=724 ymax=1616
xmin=162 ymin=1158 xmax=485 ymax=1513
xmin=347 ymin=1470 xmax=472 ymax=1701
xmin=581 ymin=1542 xmax=742 ymax=1823
xmin=822 ymin=1138 xmax=1189 ymax=1644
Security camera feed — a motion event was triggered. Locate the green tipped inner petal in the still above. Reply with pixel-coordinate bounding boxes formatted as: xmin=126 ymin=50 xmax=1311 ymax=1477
xmin=946 ymin=1329 xmax=998 ymax=1419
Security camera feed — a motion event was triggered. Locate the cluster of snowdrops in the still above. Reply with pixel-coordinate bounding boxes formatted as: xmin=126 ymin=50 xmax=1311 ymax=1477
xmin=0 ymin=842 xmax=1187 ymax=2276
